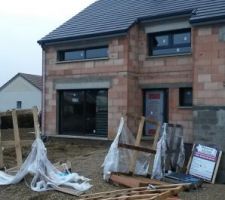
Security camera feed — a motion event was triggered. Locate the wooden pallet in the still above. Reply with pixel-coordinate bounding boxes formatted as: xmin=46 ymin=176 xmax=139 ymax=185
xmin=79 ymin=184 xmax=185 ymax=200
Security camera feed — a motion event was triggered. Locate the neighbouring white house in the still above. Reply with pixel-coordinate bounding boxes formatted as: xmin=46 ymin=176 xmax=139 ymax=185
xmin=0 ymin=73 xmax=42 ymax=112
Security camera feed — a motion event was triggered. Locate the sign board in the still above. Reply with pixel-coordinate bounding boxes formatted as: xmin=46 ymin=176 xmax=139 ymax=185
xmin=188 ymin=144 xmax=222 ymax=183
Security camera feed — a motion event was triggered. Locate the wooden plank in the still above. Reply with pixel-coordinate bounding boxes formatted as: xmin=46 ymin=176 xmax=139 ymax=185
xmin=80 ymin=186 xmax=184 ymax=200
xmin=212 ymin=150 xmax=222 ymax=184
xmin=110 ymin=173 xmax=166 ymax=188
xmin=118 ymin=143 xmax=156 ymax=154
xmin=152 ymin=122 xmax=160 ymax=150
xmin=32 ymin=106 xmax=40 ymax=138
xmin=12 ymin=109 xmax=23 ymax=167
xmin=0 ymin=109 xmax=33 ymax=117
xmin=0 ymin=119 xmax=3 ymax=168
xmin=129 ymin=116 xmax=145 ymax=173
xmin=2 ymin=140 xmax=33 ymax=148
xmin=52 ymin=185 xmax=83 ymax=196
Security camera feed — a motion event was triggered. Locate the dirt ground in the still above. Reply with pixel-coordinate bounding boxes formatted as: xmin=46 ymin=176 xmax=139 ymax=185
xmin=0 ymin=130 xmax=225 ymax=200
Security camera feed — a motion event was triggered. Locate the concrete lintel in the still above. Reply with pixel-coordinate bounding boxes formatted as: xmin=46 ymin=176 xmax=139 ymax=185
xmin=54 ymin=76 xmax=113 ymax=90
xmin=139 ymin=82 xmax=192 ymax=89
xmin=193 ymin=106 xmax=225 ymax=111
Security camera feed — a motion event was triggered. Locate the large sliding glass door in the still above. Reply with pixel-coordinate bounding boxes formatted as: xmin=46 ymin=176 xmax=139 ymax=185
xmin=59 ymin=89 xmax=108 ymax=136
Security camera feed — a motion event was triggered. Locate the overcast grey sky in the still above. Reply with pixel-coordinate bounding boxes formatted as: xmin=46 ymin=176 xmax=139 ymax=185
xmin=0 ymin=0 xmax=96 ymax=87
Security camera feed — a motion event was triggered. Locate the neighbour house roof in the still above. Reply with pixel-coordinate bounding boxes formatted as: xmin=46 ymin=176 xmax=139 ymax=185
xmin=38 ymin=0 xmax=225 ymax=45
xmin=0 ymin=73 xmax=42 ymax=92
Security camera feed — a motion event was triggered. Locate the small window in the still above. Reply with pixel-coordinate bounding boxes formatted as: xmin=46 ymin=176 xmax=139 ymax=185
xmin=17 ymin=101 xmax=22 ymax=109
xmin=57 ymin=46 xmax=108 ymax=61
xmin=149 ymin=29 xmax=191 ymax=56
xmin=179 ymin=88 xmax=192 ymax=107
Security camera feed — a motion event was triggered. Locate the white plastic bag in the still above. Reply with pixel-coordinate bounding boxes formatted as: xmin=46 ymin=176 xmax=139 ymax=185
xmin=0 ymin=138 xmax=92 ymax=195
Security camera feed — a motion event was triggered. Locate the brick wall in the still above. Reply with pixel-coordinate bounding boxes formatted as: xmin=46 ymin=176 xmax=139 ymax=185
xmin=43 ymin=21 xmax=225 ymax=144
xmin=193 ymin=24 xmax=225 ymax=106
xmin=44 ymin=36 xmax=130 ymax=136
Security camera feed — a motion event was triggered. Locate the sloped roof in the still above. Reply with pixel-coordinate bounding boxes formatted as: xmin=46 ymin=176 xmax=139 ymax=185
xmin=38 ymin=0 xmax=225 ymax=45
xmin=0 ymin=73 xmax=42 ymax=92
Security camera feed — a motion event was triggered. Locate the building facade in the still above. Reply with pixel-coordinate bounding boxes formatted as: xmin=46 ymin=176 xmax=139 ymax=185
xmin=39 ymin=0 xmax=225 ymax=167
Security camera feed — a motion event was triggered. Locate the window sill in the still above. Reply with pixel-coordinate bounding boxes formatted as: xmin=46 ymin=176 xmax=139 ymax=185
xmin=146 ymin=52 xmax=192 ymax=59
xmin=178 ymin=106 xmax=193 ymax=109
xmin=56 ymin=57 xmax=109 ymax=64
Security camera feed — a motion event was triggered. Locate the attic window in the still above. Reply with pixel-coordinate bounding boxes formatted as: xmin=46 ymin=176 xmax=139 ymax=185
xmin=57 ymin=46 xmax=108 ymax=61
xmin=148 ymin=29 xmax=191 ymax=56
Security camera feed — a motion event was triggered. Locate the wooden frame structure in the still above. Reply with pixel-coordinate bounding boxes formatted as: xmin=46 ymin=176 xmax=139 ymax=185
xmin=79 ymin=184 xmax=186 ymax=200
xmin=118 ymin=113 xmax=161 ymax=174
xmin=0 ymin=106 xmax=40 ymax=169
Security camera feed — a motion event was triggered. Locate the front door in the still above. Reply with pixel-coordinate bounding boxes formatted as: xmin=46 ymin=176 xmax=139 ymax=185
xmin=59 ymin=89 xmax=108 ymax=136
xmin=144 ymin=90 xmax=167 ymax=136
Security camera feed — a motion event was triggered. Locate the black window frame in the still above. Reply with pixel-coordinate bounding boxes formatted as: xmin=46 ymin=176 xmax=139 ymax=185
xmin=148 ymin=29 xmax=191 ymax=56
xmin=57 ymin=46 xmax=108 ymax=62
xmin=179 ymin=87 xmax=193 ymax=107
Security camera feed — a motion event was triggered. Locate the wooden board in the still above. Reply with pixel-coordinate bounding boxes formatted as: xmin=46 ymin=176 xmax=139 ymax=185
xmin=110 ymin=173 xmax=167 ymax=188
xmin=0 ymin=125 xmax=3 ymax=168
xmin=12 ymin=109 xmax=23 ymax=167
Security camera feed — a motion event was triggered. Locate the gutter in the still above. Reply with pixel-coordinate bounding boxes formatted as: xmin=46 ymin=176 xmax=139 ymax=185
xmin=37 ymin=30 xmax=127 ymax=47
xmin=190 ymin=15 xmax=225 ymax=26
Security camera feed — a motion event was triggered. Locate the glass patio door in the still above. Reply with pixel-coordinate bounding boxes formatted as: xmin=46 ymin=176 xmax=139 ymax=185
xmin=59 ymin=89 xmax=108 ymax=136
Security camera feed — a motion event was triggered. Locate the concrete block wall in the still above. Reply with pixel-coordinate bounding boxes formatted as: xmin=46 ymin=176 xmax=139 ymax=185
xmin=193 ymin=107 xmax=225 ymax=183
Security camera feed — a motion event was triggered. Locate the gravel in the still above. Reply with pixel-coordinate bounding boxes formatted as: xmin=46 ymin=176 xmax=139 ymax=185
xmin=0 ymin=135 xmax=224 ymax=200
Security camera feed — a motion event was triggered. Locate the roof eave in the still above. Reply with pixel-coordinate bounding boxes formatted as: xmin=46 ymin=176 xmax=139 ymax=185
xmin=190 ymin=15 xmax=225 ymax=26
xmin=38 ymin=29 xmax=128 ymax=47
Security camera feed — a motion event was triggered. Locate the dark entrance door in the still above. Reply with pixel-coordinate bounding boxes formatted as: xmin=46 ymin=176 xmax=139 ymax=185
xmin=144 ymin=89 xmax=168 ymax=136
xmin=59 ymin=89 xmax=108 ymax=136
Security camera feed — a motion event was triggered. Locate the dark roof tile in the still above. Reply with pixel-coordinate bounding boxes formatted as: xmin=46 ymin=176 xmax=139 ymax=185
xmin=38 ymin=0 xmax=225 ymax=44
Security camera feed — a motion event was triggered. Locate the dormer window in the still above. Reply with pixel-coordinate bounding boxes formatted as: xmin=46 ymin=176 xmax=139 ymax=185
xmin=148 ymin=29 xmax=191 ymax=56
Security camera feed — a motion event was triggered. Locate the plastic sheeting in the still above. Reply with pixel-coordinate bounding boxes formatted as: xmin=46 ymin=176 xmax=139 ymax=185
xmin=152 ymin=123 xmax=185 ymax=180
xmin=0 ymin=138 xmax=92 ymax=196
xmin=102 ymin=117 xmax=151 ymax=181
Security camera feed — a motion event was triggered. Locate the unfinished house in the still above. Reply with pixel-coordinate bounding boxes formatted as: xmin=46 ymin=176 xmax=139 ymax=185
xmin=38 ymin=0 xmax=225 ymax=179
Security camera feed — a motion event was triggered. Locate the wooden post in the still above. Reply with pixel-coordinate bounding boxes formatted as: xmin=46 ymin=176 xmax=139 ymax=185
xmin=0 ymin=117 xmax=3 ymax=168
xmin=129 ymin=116 xmax=145 ymax=174
xmin=12 ymin=109 xmax=23 ymax=167
xmin=32 ymin=106 xmax=40 ymax=139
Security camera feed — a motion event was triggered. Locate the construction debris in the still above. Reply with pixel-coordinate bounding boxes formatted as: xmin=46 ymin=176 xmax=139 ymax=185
xmin=102 ymin=115 xmax=160 ymax=181
xmin=79 ymin=184 xmax=187 ymax=200
xmin=0 ymin=107 xmax=92 ymax=196
xmin=152 ymin=123 xmax=185 ymax=180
